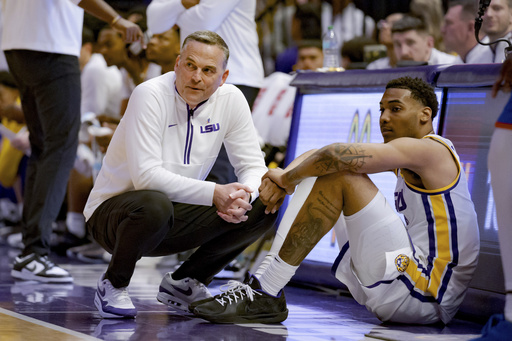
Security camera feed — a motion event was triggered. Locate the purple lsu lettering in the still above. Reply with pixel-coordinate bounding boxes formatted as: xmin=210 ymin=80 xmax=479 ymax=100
xmin=200 ymin=123 xmax=220 ymax=134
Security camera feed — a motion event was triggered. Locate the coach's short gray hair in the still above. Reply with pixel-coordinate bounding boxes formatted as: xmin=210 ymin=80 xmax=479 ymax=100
xmin=182 ymin=30 xmax=230 ymax=68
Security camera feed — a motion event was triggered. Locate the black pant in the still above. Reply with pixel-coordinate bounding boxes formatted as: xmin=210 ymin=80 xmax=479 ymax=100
xmin=87 ymin=190 xmax=276 ymax=288
xmin=5 ymin=50 xmax=81 ymax=256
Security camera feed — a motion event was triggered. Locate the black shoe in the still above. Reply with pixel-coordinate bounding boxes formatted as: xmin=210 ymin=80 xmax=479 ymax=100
xmin=188 ymin=272 xmax=251 ymax=312
xmin=192 ymin=274 xmax=288 ymax=324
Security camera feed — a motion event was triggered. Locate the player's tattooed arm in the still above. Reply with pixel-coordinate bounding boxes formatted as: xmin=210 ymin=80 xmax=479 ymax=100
xmin=286 ymin=143 xmax=372 ymax=185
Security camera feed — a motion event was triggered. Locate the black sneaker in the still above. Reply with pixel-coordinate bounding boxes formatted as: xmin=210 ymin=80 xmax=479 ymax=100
xmin=188 ymin=272 xmax=252 ymax=312
xmin=11 ymin=253 xmax=73 ymax=283
xmin=192 ymin=274 xmax=288 ymax=324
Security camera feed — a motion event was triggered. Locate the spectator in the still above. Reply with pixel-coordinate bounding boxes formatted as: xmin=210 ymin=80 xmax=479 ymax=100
xmin=79 ymin=26 xmax=123 ymax=120
xmin=366 ymin=12 xmax=404 ymax=69
xmin=410 ymin=0 xmax=446 ymax=52
xmin=275 ymin=2 xmax=323 ymax=74
xmin=294 ymin=39 xmax=324 ymax=71
xmin=442 ymin=0 xmax=494 ymax=64
xmin=97 ymin=13 xmax=161 ymax=117
xmin=392 ymin=14 xmax=459 ymax=66
xmin=481 ymin=0 xmax=512 ymax=63
xmin=146 ymin=27 xmax=181 ymax=74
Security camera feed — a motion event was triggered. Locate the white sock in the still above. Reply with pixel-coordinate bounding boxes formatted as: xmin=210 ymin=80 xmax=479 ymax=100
xmin=254 ymin=252 xmax=276 ymax=279
xmin=255 ymin=178 xmax=317 ymax=282
xmin=66 ymin=212 xmax=86 ymax=239
xmin=505 ymin=293 xmax=512 ymax=322
xmin=259 ymin=255 xmax=298 ymax=296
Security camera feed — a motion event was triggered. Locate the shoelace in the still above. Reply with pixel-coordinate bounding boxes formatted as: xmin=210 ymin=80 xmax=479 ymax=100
xmin=39 ymin=256 xmax=56 ymax=268
xmin=214 ymin=280 xmax=261 ymax=306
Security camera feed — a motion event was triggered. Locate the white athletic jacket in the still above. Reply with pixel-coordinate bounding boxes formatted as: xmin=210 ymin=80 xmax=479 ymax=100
xmin=84 ymin=72 xmax=267 ymax=220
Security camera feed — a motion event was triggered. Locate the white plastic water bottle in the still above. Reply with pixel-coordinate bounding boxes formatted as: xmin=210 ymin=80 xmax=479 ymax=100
xmin=322 ymin=25 xmax=340 ymax=70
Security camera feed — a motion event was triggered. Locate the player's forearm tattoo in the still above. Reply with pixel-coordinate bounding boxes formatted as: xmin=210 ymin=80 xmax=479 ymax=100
xmin=288 ymin=143 xmax=371 ymax=182
xmin=316 ymin=143 xmax=370 ymax=173
xmin=280 ymin=192 xmax=341 ymax=265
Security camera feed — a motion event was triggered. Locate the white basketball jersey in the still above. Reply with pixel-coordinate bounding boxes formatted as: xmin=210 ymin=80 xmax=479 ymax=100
xmin=393 ymin=134 xmax=480 ymax=322
xmin=332 ymin=134 xmax=480 ymax=323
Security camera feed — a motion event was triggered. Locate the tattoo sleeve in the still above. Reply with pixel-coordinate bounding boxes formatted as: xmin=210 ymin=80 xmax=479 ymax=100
xmin=288 ymin=143 xmax=371 ymax=182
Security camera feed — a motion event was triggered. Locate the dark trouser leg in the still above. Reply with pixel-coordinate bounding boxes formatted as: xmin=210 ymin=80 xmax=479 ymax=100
xmin=5 ymin=50 xmax=81 ymax=257
xmin=87 ymin=190 xmax=173 ymax=288
xmin=87 ymin=190 xmax=276 ymax=288
xmin=152 ymin=199 xmax=276 ymax=285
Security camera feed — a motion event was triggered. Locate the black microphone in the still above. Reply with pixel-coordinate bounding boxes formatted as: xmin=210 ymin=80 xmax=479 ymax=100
xmin=480 ymin=0 xmax=491 ymax=8
xmin=481 ymin=0 xmax=491 ymax=7
xmin=475 ymin=0 xmax=491 ymax=35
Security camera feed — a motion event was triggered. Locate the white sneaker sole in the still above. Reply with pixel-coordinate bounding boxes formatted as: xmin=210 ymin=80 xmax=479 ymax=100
xmin=156 ymin=291 xmax=189 ymax=311
xmin=94 ymin=292 xmax=136 ymax=319
xmin=11 ymin=269 xmax=73 ymax=283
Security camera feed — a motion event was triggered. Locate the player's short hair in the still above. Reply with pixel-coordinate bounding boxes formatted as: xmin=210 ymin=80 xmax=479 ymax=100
xmin=182 ymin=30 xmax=230 ymax=69
xmin=386 ymin=76 xmax=439 ymax=119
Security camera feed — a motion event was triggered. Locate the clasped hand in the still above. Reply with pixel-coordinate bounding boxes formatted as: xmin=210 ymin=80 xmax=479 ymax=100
xmin=259 ymin=168 xmax=295 ymax=214
xmin=213 ymin=183 xmax=253 ymax=224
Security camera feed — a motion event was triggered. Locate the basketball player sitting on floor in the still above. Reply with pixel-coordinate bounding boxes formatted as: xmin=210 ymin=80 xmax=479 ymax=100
xmin=190 ymin=76 xmax=480 ymax=325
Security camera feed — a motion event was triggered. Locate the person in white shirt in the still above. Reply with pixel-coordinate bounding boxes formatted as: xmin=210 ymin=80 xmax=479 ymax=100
xmin=2 ymin=0 xmax=141 ymax=284
xmin=481 ymin=0 xmax=512 ymax=63
xmin=366 ymin=12 xmax=404 ymax=70
xmin=442 ymin=0 xmax=494 ymax=64
xmin=392 ymin=15 xmax=459 ymax=66
xmin=97 ymin=22 xmax=161 ymax=118
xmin=84 ymin=30 xmax=276 ymax=319
xmin=79 ymin=26 xmax=122 ymax=119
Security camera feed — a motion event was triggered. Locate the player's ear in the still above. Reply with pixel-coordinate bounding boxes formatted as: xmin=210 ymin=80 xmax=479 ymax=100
xmin=419 ymin=106 xmax=432 ymax=124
